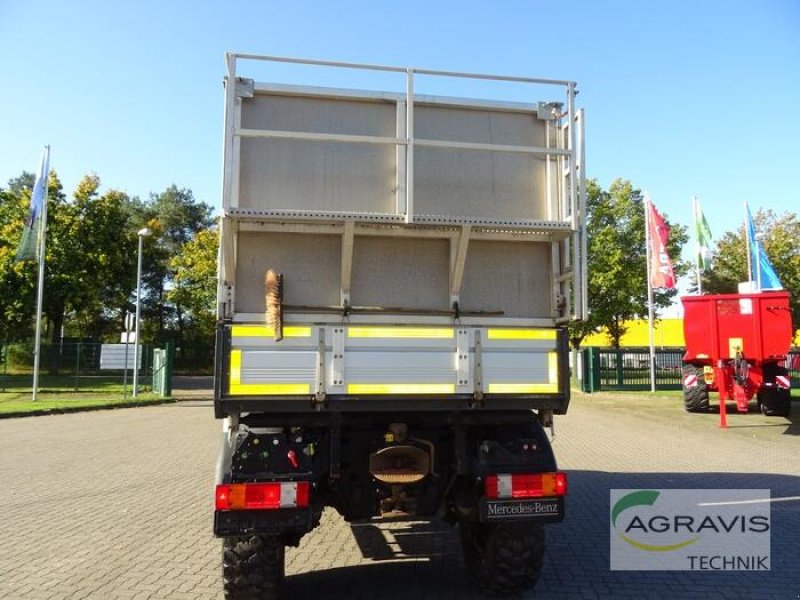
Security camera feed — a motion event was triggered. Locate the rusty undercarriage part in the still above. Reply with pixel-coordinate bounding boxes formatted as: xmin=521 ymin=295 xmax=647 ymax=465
xmin=369 ymin=445 xmax=430 ymax=484
xmin=369 ymin=423 xmax=433 ymax=484
xmin=265 ymin=269 xmax=283 ymax=341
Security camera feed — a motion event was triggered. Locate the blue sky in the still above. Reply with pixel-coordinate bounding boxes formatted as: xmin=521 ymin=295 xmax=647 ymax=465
xmin=1 ymin=0 xmax=798 ymax=248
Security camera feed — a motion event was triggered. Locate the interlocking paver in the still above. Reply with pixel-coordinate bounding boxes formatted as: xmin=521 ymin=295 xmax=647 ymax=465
xmin=0 ymin=396 xmax=798 ymax=599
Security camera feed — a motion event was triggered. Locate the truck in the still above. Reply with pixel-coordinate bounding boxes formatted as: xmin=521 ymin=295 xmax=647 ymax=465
xmin=681 ymin=291 xmax=793 ymax=417
xmin=213 ymin=53 xmax=586 ymax=598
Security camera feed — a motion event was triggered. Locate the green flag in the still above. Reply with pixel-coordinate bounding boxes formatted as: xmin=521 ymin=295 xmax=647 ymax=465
xmin=695 ymin=200 xmax=712 ymax=271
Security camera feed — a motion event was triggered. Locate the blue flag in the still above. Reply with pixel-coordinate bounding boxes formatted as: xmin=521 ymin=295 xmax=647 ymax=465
xmin=15 ymin=147 xmax=50 ymax=262
xmin=746 ymin=204 xmax=782 ymax=290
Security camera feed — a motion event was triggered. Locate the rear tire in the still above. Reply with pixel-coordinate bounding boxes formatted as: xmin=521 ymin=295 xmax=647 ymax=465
xmin=222 ymin=535 xmax=284 ymax=600
xmin=460 ymin=522 xmax=545 ymax=597
xmin=682 ymin=364 xmax=710 ymax=413
xmin=759 ymin=366 xmax=792 ymax=418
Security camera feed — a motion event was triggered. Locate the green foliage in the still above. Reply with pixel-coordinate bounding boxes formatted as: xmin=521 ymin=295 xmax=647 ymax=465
xmin=0 ymin=174 xmax=58 ymax=340
xmin=703 ymin=209 xmax=800 ymax=326
xmin=0 ymin=171 xmax=217 ymax=372
xmin=139 ymin=185 xmax=214 ymax=341
xmin=570 ymin=178 xmax=689 ymax=348
xmin=166 ymin=227 xmax=218 ymax=370
xmin=168 ymin=227 xmax=218 ymax=326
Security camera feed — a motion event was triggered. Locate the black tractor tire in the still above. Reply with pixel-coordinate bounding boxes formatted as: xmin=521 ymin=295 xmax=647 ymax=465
xmin=222 ymin=535 xmax=285 ymax=600
xmin=759 ymin=366 xmax=792 ymax=418
xmin=460 ymin=521 xmax=545 ymax=597
xmin=682 ymin=364 xmax=710 ymax=413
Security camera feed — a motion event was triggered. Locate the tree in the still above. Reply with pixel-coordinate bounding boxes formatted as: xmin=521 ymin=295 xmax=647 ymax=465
xmin=0 ymin=172 xmax=148 ymax=344
xmin=1 ymin=170 xmax=220 ymax=370
xmin=703 ymin=209 xmax=800 ymax=326
xmin=143 ymin=185 xmax=214 ymax=336
xmin=167 ymin=227 xmax=219 ymax=369
xmin=570 ymin=178 xmax=688 ymax=348
xmin=59 ymin=176 xmax=144 ymax=340
xmin=168 ymin=227 xmax=217 ymax=327
xmin=0 ymin=171 xmax=67 ymax=344
xmin=0 ymin=184 xmax=37 ymax=341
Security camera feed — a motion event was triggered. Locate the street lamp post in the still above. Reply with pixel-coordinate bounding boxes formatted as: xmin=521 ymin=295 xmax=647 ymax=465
xmin=132 ymin=227 xmax=152 ymax=397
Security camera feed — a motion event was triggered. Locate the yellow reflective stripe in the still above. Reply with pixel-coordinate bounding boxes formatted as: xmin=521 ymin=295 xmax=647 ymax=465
xmin=347 ymin=383 xmax=456 ymax=394
xmin=549 ymin=352 xmax=559 ymax=383
xmin=229 ymin=349 xmax=310 ymax=395
xmin=347 ymin=327 xmax=454 ymax=339
xmin=230 ymin=350 xmax=242 ymax=385
xmin=488 ymin=383 xmax=558 ymax=393
xmin=487 ymin=329 xmax=557 ymax=340
xmin=230 ymin=383 xmax=311 ymax=396
xmin=232 ymin=325 xmax=312 ymax=338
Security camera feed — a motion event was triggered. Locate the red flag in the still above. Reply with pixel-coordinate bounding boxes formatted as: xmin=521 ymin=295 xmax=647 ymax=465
xmin=646 ymin=200 xmax=676 ymax=289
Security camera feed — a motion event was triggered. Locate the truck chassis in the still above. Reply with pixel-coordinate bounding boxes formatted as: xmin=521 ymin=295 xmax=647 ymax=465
xmin=213 ymin=53 xmax=585 ymax=598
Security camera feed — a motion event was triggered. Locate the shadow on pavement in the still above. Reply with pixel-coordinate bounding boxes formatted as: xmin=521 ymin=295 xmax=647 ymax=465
xmin=282 ymin=470 xmax=800 ymax=600
xmin=171 ymin=375 xmax=213 ymax=400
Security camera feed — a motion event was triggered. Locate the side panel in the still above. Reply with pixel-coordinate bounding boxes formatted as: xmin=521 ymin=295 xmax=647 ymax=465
xmin=235 ymin=92 xmax=552 ymax=222
xmin=218 ymin=325 xmax=567 ymax=411
xmin=461 ymin=241 xmax=552 ymax=318
xmin=239 ymin=95 xmax=397 ymax=214
xmin=682 ymin=292 xmax=793 ymax=362
xmin=757 ymin=295 xmax=794 ymax=359
xmin=233 ymin=231 xmax=552 ymax=318
xmin=235 ymin=232 xmax=342 ymax=312
xmin=350 ymin=237 xmax=450 ymax=310
xmin=414 ymin=105 xmax=548 ymax=220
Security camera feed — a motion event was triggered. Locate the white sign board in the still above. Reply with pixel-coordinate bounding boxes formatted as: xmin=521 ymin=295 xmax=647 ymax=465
xmin=610 ymin=489 xmax=770 ymax=571
xmin=100 ymin=344 xmax=142 ymax=370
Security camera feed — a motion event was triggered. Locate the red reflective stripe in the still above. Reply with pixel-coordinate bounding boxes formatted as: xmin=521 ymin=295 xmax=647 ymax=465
xmin=295 ymin=481 xmax=310 ymax=507
xmin=776 ymin=375 xmax=791 ymax=390
xmin=511 ymin=474 xmax=543 ymax=498
xmin=683 ymin=374 xmax=698 ymax=388
xmin=484 ymin=475 xmax=499 ymax=499
xmin=245 ymin=483 xmax=282 ymax=509
xmin=215 ymin=484 xmax=232 ymax=510
xmin=555 ymin=472 xmax=568 ymax=496
xmin=215 ymin=482 xmax=311 ymax=511
xmin=484 ymin=472 xmax=567 ymax=499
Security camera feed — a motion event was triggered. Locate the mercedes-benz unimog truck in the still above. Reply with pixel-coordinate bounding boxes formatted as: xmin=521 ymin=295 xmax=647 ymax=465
xmin=213 ymin=53 xmax=586 ymax=598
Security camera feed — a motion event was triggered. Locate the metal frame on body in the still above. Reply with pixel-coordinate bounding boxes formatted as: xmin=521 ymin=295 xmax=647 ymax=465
xmin=218 ymin=53 xmax=587 ymax=324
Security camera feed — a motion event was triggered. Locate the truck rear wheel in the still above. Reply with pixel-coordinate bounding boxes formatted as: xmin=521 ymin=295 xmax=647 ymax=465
xmin=759 ymin=367 xmax=791 ymax=417
xmin=682 ymin=364 xmax=710 ymax=413
xmin=222 ymin=535 xmax=284 ymax=600
xmin=460 ymin=522 xmax=545 ymax=597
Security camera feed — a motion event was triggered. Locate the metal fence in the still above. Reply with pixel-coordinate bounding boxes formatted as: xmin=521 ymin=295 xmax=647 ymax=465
xmin=0 ymin=341 xmax=153 ymax=394
xmin=580 ymin=347 xmax=800 ymax=392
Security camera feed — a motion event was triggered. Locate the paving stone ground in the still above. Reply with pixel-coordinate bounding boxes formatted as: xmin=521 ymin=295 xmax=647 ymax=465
xmin=0 ymin=394 xmax=798 ymax=599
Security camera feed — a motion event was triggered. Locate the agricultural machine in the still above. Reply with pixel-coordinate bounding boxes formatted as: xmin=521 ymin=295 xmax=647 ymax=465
xmin=681 ymin=291 xmax=793 ymax=417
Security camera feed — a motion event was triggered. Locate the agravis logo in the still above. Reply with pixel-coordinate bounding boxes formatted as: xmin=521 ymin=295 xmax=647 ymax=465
xmin=611 ymin=490 xmax=700 ymax=552
xmin=609 ymin=489 xmax=770 ymax=571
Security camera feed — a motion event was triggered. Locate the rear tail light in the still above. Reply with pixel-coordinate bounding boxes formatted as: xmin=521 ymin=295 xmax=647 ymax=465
xmin=484 ymin=472 xmax=567 ymax=499
xmin=215 ymin=481 xmax=310 ymax=511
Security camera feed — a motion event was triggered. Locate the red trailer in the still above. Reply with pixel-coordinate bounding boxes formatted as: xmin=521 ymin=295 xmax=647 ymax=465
xmin=681 ymin=291 xmax=793 ymax=417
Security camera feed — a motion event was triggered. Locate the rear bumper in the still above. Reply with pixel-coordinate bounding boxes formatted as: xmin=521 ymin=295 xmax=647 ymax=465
xmin=214 ymin=507 xmax=313 ymax=537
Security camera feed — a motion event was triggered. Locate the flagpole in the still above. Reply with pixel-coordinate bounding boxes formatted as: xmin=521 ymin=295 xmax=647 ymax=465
xmin=693 ymin=196 xmax=703 ymax=295
xmin=644 ymin=197 xmax=656 ymax=393
xmin=744 ymin=201 xmax=752 ymax=289
xmin=755 ymin=232 xmax=763 ymax=293
xmin=32 ymin=145 xmax=51 ymax=401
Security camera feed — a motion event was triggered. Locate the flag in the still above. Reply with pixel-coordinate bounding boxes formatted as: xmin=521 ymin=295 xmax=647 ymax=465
xmin=15 ymin=147 xmax=51 ymax=262
xmin=694 ymin=198 xmax=713 ymax=271
xmin=746 ymin=204 xmax=782 ymax=290
xmin=646 ymin=200 xmax=676 ymax=289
